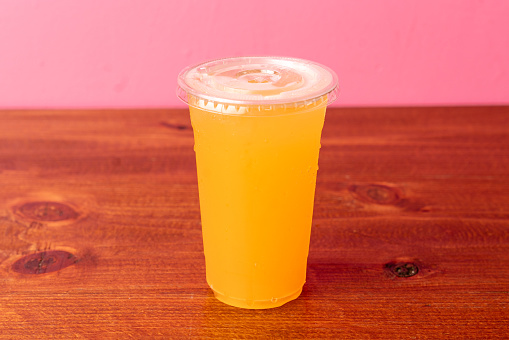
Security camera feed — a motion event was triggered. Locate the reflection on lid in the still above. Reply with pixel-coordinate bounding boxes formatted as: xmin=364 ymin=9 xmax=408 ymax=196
xmin=178 ymin=56 xmax=338 ymax=107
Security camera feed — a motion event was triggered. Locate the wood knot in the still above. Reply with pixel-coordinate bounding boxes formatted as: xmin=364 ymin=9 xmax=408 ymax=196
xmin=348 ymin=184 xmax=401 ymax=205
xmin=385 ymin=261 xmax=419 ymax=278
xmin=160 ymin=121 xmax=191 ymax=130
xmin=12 ymin=250 xmax=78 ymax=274
xmin=14 ymin=201 xmax=79 ymax=222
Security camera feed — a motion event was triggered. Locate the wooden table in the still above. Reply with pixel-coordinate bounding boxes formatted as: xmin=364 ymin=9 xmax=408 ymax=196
xmin=1 ymin=107 xmax=508 ymax=339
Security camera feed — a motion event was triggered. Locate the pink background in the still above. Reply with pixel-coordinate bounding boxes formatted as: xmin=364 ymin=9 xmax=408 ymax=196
xmin=0 ymin=0 xmax=508 ymax=108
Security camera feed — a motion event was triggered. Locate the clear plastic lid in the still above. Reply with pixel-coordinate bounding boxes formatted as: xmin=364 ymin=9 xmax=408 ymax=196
xmin=177 ymin=56 xmax=339 ymax=115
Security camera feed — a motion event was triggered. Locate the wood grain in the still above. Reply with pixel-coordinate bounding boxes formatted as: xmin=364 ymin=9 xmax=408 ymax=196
xmin=0 ymin=107 xmax=508 ymax=339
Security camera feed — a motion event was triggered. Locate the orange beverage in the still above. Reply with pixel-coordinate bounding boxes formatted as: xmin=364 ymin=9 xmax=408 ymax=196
xmin=177 ymin=57 xmax=338 ymax=309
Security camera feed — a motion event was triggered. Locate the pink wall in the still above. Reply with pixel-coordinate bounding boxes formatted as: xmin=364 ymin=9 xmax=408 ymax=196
xmin=0 ymin=0 xmax=508 ymax=108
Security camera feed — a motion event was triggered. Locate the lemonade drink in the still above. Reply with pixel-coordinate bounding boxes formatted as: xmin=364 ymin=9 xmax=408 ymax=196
xmin=177 ymin=57 xmax=338 ymax=309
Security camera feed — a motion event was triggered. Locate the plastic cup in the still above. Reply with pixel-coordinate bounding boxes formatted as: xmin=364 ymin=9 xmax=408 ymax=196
xmin=177 ymin=57 xmax=338 ymax=309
